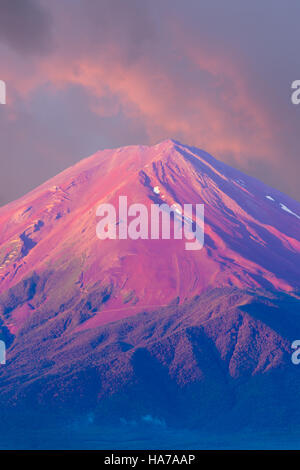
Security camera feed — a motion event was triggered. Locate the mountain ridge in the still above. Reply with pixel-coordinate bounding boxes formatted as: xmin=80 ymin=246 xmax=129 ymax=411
xmin=0 ymin=139 xmax=299 ymax=332
xmin=0 ymin=140 xmax=299 ymax=440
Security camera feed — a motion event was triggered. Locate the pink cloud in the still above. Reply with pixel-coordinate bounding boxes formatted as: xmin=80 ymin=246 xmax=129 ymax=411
xmin=0 ymin=0 xmax=299 ymax=202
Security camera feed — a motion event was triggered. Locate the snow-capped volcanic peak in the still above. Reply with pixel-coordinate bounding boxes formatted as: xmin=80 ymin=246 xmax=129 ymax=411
xmin=0 ymin=139 xmax=300 ymax=432
xmin=0 ymin=139 xmax=299 ymax=334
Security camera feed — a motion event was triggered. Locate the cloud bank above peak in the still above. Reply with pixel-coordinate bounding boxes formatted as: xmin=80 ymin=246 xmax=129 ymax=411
xmin=0 ymin=0 xmax=299 ymax=205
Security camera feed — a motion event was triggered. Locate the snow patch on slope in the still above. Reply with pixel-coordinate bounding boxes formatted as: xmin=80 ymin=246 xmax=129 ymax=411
xmin=280 ymin=203 xmax=300 ymax=220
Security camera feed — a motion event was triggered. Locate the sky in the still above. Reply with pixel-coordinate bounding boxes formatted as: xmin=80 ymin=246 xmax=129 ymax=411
xmin=0 ymin=0 xmax=300 ymax=205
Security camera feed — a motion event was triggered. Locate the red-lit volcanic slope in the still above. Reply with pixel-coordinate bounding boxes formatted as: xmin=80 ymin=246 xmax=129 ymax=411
xmin=0 ymin=139 xmax=300 ymax=428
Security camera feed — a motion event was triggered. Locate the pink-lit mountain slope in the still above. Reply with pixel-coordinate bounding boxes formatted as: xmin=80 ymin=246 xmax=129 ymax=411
xmin=0 ymin=139 xmax=299 ymax=334
xmin=0 ymin=140 xmax=300 ymax=430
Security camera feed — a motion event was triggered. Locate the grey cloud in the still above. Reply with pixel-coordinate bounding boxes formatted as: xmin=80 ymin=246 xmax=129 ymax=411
xmin=49 ymin=0 xmax=155 ymax=64
xmin=1 ymin=0 xmax=300 ymax=203
xmin=0 ymin=0 xmax=53 ymax=55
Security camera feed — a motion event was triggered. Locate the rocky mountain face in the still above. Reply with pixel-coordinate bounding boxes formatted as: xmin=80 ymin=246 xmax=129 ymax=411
xmin=0 ymin=139 xmax=300 ymax=434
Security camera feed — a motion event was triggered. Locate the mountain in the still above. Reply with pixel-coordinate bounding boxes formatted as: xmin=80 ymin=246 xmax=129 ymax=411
xmin=0 ymin=139 xmax=300 ymax=448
